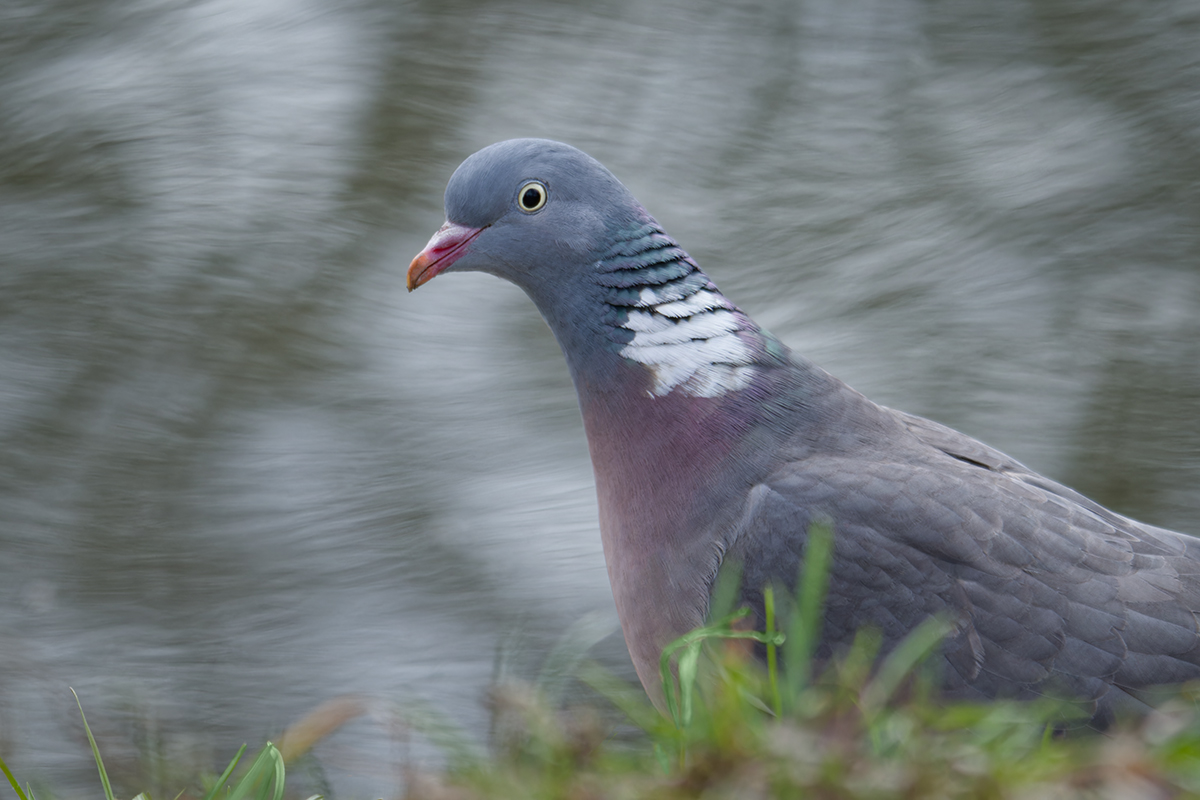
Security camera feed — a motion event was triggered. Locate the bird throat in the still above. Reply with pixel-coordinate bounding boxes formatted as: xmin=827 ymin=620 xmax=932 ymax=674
xmin=595 ymin=221 xmax=761 ymax=399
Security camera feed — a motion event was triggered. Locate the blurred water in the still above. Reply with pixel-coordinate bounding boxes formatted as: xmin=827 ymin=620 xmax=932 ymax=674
xmin=2 ymin=0 xmax=1198 ymax=796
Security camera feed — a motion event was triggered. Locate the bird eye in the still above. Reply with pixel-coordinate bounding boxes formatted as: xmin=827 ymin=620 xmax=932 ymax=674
xmin=517 ymin=181 xmax=547 ymax=213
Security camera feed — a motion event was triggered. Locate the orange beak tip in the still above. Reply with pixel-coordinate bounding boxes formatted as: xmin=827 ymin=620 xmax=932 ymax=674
xmin=406 ymin=221 xmax=485 ymax=292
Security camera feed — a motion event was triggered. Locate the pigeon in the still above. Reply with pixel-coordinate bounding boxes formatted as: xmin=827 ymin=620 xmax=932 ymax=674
xmin=407 ymin=138 xmax=1200 ymax=721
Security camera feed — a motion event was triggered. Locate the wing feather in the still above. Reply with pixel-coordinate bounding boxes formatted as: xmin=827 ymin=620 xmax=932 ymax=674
xmin=724 ymin=404 xmax=1200 ymax=720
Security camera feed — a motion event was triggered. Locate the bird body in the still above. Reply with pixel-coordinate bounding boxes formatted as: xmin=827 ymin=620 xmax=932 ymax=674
xmin=408 ymin=139 xmax=1200 ymax=720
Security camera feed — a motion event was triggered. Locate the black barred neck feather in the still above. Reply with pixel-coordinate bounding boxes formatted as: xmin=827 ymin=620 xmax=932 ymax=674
xmin=596 ymin=221 xmax=765 ymax=399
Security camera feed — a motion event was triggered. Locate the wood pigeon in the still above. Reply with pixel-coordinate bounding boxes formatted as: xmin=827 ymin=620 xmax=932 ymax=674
xmin=408 ymin=138 xmax=1200 ymax=721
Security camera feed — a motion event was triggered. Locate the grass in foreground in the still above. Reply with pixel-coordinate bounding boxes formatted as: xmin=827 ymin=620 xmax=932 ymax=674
xmin=1 ymin=691 xmax=296 ymax=800
xmin=411 ymin=628 xmax=1200 ymax=799
xmin=407 ymin=525 xmax=1200 ymax=799
xmin=7 ymin=525 xmax=1200 ymax=798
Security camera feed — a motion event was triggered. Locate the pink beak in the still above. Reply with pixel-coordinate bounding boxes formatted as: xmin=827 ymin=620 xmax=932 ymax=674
xmin=407 ymin=221 xmax=486 ymax=291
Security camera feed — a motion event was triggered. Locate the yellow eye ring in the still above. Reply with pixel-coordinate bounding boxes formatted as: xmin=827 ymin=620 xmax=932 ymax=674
xmin=517 ymin=181 xmax=548 ymax=213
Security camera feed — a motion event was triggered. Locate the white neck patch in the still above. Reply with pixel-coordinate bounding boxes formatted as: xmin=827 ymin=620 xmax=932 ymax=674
xmin=619 ymin=288 xmax=757 ymax=398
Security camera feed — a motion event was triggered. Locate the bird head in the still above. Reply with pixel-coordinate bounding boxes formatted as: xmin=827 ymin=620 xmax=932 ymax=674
xmin=407 ymin=139 xmax=641 ymax=295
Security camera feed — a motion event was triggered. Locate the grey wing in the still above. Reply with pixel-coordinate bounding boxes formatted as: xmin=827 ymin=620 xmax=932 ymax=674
xmin=728 ymin=412 xmax=1200 ymax=719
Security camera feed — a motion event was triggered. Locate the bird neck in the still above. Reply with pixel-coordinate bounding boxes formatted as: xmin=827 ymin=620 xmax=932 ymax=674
xmin=538 ymin=216 xmax=791 ymax=499
xmin=591 ymin=219 xmax=767 ymax=400
xmin=541 ymin=215 xmax=798 ymax=501
xmin=524 ymin=217 xmax=819 ymax=700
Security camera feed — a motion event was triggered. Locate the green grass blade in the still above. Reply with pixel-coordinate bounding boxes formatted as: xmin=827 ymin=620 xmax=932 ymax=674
xmin=707 ymin=559 xmax=744 ymax=623
xmin=785 ymin=521 xmax=834 ymax=704
xmin=676 ymin=642 xmax=701 ymax=728
xmin=0 ymin=752 xmax=31 ymax=800
xmin=797 ymin=522 xmax=833 ymax=646
xmin=224 ymin=743 xmax=284 ymax=800
xmin=659 ymin=609 xmax=783 ymax=730
xmin=202 ymin=744 xmax=247 ymax=800
xmin=267 ymin=747 xmax=285 ymax=800
xmin=764 ymin=586 xmax=781 ymax=718
xmin=70 ymin=688 xmax=115 ymax=800
xmin=660 ymin=645 xmax=683 ymax=727
xmin=861 ymin=616 xmax=953 ymax=713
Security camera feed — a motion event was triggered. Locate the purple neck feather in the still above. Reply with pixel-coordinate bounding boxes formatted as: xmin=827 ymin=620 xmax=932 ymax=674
xmin=545 ymin=215 xmax=801 ymax=702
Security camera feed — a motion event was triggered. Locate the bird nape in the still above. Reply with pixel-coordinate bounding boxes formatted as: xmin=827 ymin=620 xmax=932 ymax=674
xmin=407 ymin=138 xmax=1200 ymax=724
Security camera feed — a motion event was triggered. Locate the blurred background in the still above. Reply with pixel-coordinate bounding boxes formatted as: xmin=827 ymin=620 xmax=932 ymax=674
xmin=1 ymin=0 xmax=1198 ymax=796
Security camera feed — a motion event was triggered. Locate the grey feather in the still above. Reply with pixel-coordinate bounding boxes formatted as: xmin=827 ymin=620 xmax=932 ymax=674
xmin=730 ymin=394 xmax=1200 ymax=719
